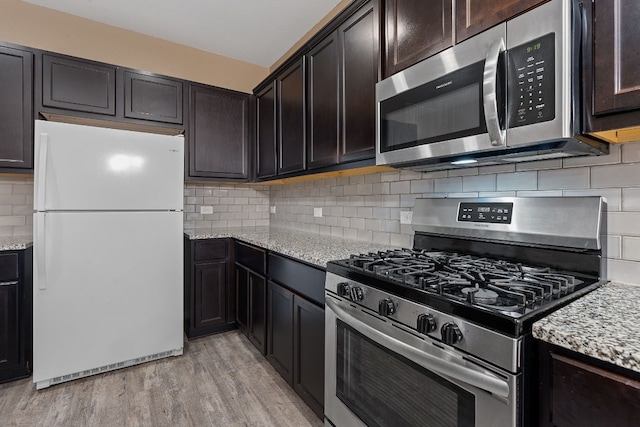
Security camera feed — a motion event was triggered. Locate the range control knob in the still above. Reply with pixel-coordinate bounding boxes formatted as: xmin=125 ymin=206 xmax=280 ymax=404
xmin=378 ymin=299 xmax=396 ymax=316
xmin=349 ymin=286 xmax=364 ymax=302
xmin=416 ymin=313 xmax=437 ymax=334
xmin=337 ymin=282 xmax=350 ymax=297
xmin=441 ymin=322 xmax=463 ymax=345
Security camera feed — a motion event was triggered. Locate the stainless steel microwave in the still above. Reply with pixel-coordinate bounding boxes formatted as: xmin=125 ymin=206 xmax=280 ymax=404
xmin=376 ymin=0 xmax=608 ymax=171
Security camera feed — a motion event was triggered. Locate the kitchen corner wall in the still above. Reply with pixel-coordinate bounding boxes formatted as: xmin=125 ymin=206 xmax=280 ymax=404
xmin=269 ymin=143 xmax=640 ymax=286
xmin=183 ymin=182 xmax=270 ymax=228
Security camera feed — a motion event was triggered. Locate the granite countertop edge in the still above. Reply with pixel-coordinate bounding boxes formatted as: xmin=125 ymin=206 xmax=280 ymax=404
xmin=533 ymin=281 xmax=640 ymax=374
xmin=184 ymin=226 xmax=401 ymax=268
xmin=0 ymin=236 xmax=33 ymax=251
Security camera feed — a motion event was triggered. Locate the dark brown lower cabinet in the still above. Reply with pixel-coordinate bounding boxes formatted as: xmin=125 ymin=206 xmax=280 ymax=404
xmin=292 ymin=294 xmax=324 ymax=418
xmin=267 ymin=253 xmax=325 ymax=418
xmin=538 ymin=341 xmax=640 ymax=427
xmin=184 ymin=238 xmax=236 ymax=339
xmin=0 ymin=248 xmax=32 ymax=384
xmin=235 ymin=241 xmax=267 ymax=355
xmin=267 ymin=281 xmax=294 ymax=384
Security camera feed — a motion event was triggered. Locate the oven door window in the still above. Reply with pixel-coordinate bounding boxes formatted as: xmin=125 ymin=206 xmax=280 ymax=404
xmin=336 ymin=320 xmax=475 ymax=427
xmin=379 ymin=61 xmax=486 ymax=152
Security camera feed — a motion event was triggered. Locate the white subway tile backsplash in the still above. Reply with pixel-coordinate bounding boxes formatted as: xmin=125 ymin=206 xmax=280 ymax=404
xmin=622 ymin=237 xmax=640 ymax=261
xmin=516 ymin=159 xmax=563 ymax=171
xmin=478 ymin=191 xmax=516 ymax=198
xmin=516 ymin=190 xmax=563 ymax=197
xmin=538 ymin=168 xmax=589 ymax=190
xmin=606 ymin=259 xmax=640 ymax=284
xmin=434 ymin=177 xmax=463 ymax=193
xmin=607 ymin=212 xmax=640 ymax=236
xmin=622 ymin=143 xmax=640 ymax=163
xmin=462 ymin=174 xmax=496 ymax=192
xmin=478 ymin=164 xmax=516 ymax=175
xmin=496 ymin=171 xmax=537 ymax=191
xmin=622 ymin=188 xmax=640 ymax=211
xmin=390 ymin=180 xmax=411 ymax=194
xmin=447 ymin=167 xmax=478 ymax=177
xmin=592 ymin=164 xmax=640 ymax=188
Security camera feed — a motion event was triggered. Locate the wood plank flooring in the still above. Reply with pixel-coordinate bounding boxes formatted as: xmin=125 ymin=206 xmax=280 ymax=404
xmin=0 ymin=330 xmax=323 ymax=427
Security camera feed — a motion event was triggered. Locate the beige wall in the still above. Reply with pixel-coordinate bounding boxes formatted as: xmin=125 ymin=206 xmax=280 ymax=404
xmin=0 ymin=0 xmax=268 ymax=93
xmin=270 ymin=0 xmax=353 ymax=72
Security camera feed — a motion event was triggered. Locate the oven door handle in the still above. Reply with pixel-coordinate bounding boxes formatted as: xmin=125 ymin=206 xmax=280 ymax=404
xmin=326 ymin=298 xmax=510 ymax=398
xmin=483 ymin=37 xmax=506 ymax=147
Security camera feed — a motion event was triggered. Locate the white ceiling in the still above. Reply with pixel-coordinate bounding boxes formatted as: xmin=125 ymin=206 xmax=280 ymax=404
xmin=22 ymin=0 xmax=342 ymax=67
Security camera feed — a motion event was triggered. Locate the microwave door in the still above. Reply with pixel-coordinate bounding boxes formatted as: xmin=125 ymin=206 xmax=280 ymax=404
xmin=376 ymin=24 xmax=507 ymax=168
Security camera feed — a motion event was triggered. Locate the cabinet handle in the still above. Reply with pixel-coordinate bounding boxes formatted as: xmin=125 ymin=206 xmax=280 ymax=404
xmin=0 ymin=281 xmax=18 ymax=286
xmin=483 ymin=37 xmax=506 ymax=147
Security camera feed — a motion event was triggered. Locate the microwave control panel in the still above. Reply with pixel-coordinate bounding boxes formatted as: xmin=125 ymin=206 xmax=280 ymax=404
xmin=458 ymin=202 xmax=514 ymax=224
xmin=507 ymin=33 xmax=556 ymax=128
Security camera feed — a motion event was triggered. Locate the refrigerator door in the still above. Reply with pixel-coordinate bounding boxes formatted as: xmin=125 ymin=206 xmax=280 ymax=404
xmin=33 ymin=211 xmax=183 ymax=387
xmin=34 ymin=120 xmax=184 ymax=212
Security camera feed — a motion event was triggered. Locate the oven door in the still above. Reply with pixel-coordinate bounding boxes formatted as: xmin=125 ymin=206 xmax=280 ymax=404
xmin=325 ymin=295 xmax=519 ymax=427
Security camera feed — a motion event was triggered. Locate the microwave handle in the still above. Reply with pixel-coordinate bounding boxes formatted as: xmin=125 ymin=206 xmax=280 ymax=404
xmin=483 ymin=38 xmax=506 ymax=146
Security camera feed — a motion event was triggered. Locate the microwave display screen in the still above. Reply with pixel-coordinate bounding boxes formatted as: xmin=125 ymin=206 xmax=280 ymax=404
xmin=379 ymin=61 xmax=487 ymax=152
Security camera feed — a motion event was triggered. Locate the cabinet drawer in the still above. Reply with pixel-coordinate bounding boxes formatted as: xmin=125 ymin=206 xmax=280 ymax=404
xmin=268 ymin=253 xmax=325 ymax=306
xmin=194 ymin=239 xmax=227 ymax=262
xmin=235 ymin=241 xmax=266 ymax=275
xmin=0 ymin=253 xmax=19 ymax=282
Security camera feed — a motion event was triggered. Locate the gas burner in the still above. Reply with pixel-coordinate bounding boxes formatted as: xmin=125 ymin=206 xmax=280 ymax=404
xmin=462 ymin=287 xmax=499 ymax=305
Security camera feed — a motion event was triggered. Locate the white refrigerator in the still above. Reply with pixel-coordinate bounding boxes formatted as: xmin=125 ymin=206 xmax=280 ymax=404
xmin=33 ymin=120 xmax=184 ymax=390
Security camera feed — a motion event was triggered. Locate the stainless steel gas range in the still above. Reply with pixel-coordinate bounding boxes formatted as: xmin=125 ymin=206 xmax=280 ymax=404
xmin=324 ymin=197 xmax=606 ymax=427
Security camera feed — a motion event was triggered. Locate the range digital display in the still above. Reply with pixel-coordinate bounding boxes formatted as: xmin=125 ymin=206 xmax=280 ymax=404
xmin=458 ymin=203 xmax=513 ymax=224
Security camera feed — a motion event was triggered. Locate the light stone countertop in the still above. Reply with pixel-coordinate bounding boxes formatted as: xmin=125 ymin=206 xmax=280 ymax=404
xmin=533 ymin=281 xmax=640 ymax=374
xmin=183 ymin=226 xmax=402 ymax=268
xmin=0 ymin=236 xmax=33 ymax=251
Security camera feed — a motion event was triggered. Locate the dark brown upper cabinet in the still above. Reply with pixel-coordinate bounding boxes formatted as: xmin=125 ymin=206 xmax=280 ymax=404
xmin=307 ymin=33 xmax=340 ymax=169
xmin=339 ymin=0 xmax=378 ymax=162
xmin=42 ymin=54 xmax=116 ymax=115
xmin=383 ymin=0 xmax=452 ymax=78
xmin=277 ymin=58 xmax=306 ymax=175
xmin=124 ymin=71 xmax=183 ymax=124
xmin=582 ymin=0 xmax=640 ymax=136
xmin=256 ymin=82 xmax=277 ymax=179
xmin=187 ymin=84 xmax=250 ymax=181
xmin=0 ymin=43 xmax=33 ymax=171
xmin=307 ymin=0 xmax=379 ymax=169
xmin=455 ymin=0 xmax=547 ymax=43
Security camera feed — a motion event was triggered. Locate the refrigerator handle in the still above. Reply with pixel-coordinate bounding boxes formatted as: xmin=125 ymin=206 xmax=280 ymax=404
xmin=36 ymin=214 xmax=46 ymax=290
xmin=36 ymin=133 xmax=49 ymax=210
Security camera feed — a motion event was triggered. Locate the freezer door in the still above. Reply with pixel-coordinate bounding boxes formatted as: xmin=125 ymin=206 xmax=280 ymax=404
xmin=34 ymin=120 xmax=183 ymax=211
xmin=33 ymin=211 xmax=183 ymax=385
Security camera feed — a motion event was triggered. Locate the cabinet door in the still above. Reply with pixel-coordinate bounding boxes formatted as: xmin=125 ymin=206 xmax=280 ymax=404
xmin=384 ymin=0 xmax=453 ymax=77
xmin=293 ymin=295 xmax=324 ymax=418
xmin=592 ymin=0 xmax=640 ymax=115
xmin=256 ymin=82 xmax=278 ymax=179
xmin=277 ymin=59 xmax=306 ymax=175
xmin=124 ymin=71 xmax=183 ymax=124
xmin=248 ymin=272 xmax=267 ymax=355
xmin=0 ymin=282 xmax=19 ymax=371
xmin=550 ymin=352 xmax=640 ymax=427
xmin=0 ymin=45 xmax=33 ymax=170
xmin=339 ymin=0 xmax=378 ymax=162
xmin=188 ymin=84 xmax=249 ymax=180
xmin=307 ymin=34 xmax=339 ymax=169
xmin=193 ymin=261 xmax=227 ymax=330
xmin=267 ymin=281 xmax=294 ymax=385
xmin=455 ymin=0 xmax=547 ymax=43
xmin=236 ymin=266 xmax=249 ymax=331
xmin=42 ymin=54 xmax=116 ymax=115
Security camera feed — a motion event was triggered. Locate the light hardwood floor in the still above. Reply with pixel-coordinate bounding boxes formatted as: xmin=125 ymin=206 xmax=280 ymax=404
xmin=0 ymin=330 xmax=323 ymax=427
